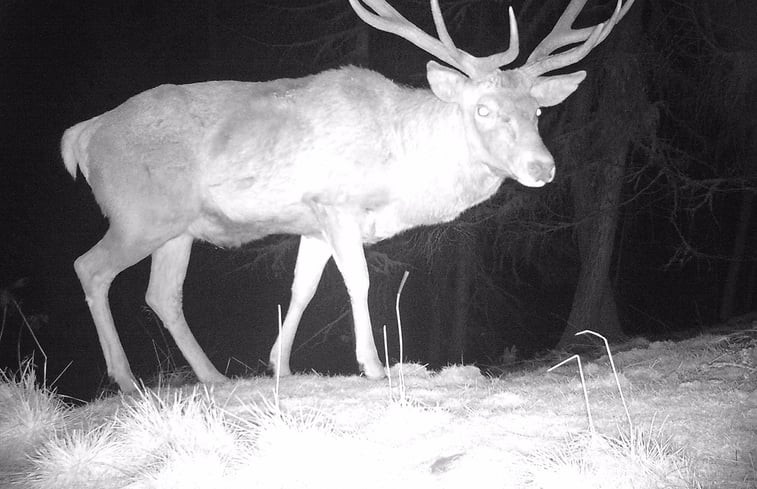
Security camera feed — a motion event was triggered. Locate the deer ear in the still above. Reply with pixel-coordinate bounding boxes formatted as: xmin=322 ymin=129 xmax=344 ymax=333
xmin=426 ymin=61 xmax=467 ymax=103
xmin=530 ymin=71 xmax=586 ymax=107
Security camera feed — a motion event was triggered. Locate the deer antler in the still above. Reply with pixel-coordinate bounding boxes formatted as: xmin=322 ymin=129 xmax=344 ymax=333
xmin=348 ymin=0 xmax=519 ymax=79
xmin=522 ymin=0 xmax=635 ymax=78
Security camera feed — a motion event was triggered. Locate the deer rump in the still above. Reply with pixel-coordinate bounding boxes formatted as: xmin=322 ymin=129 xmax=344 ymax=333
xmin=62 ymin=0 xmax=633 ymax=391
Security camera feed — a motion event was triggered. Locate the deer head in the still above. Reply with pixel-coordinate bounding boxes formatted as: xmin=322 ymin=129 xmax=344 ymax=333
xmin=349 ymin=0 xmax=634 ymax=187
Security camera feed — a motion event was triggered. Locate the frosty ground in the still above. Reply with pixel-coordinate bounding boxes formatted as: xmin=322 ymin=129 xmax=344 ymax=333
xmin=1 ymin=332 xmax=755 ymax=488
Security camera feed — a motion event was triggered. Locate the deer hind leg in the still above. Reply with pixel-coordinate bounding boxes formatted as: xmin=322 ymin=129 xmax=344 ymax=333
xmin=269 ymin=235 xmax=332 ymax=377
xmin=145 ymin=234 xmax=227 ymax=385
xmin=314 ymin=207 xmax=385 ymax=379
xmin=74 ymin=229 xmax=155 ymax=392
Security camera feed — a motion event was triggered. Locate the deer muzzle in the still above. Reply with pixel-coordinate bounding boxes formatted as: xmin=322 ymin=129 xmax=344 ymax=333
xmin=527 ymin=160 xmax=555 ymax=185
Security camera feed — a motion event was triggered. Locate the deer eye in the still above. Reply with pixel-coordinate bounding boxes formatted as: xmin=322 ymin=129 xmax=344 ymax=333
xmin=536 ymin=108 xmax=542 ymax=117
xmin=476 ymin=105 xmax=491 ymax=118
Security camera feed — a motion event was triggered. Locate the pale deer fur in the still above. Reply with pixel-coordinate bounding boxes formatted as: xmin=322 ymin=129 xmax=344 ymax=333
xmin=62 ymin=0 xmax=633 ymax=391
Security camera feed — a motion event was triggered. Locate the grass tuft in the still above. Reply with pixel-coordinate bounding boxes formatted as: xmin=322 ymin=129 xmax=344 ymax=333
xmin=529 ymin=426 xmax=697 ymax=489
xmin=0 ymin=359 xmax=69 ymax=486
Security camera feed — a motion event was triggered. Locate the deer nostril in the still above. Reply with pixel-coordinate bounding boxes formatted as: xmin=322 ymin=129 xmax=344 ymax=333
xmin=528 ymin=161 xmax=555 ymax=182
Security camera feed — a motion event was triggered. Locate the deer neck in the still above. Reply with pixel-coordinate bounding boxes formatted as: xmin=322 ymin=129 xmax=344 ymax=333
xmin=388 ymin=88 xmax=504 ymax=225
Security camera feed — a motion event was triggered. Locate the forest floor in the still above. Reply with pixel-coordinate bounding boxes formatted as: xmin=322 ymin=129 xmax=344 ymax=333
xmin=1 ymin=328 xmax=755 ymax=488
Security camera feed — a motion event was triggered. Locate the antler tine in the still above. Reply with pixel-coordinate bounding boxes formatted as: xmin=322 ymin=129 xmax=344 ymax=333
xmin=592 ymin=0 xmax=634 ymax=45
xmin=523 ymin=0 xmax=634 ymax=78
xmin=349 ymin=0 xmax=519 ymax=79
xmin=430 ymin=1 xmax=520 ymax=75
xmin=349 ymin=0 xmax=473 ymax=76
xmin=430 ymin=0 xmax=457 ymax=50
xmin=476 ymin=8 xmax=520 ymax=73
xmin=527 ymin=0 xmax=590 ymax=64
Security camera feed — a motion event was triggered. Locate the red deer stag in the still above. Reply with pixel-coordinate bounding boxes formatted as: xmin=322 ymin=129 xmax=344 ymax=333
xmin=62 ymin=0 xmax=634 ymax=391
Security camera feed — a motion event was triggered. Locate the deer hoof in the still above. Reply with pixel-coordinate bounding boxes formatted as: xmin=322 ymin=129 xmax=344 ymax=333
xmin=361 ymin=361 xmax=386 ymax=380
xmin=202 ymin=372 xmax=230 ymax=385
xmin=269 ymin=361 xmax=292 ymax=378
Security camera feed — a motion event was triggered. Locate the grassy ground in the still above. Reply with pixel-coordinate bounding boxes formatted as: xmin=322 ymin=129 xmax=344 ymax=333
xmin=1 ymin=329 xmax=755 ymax=488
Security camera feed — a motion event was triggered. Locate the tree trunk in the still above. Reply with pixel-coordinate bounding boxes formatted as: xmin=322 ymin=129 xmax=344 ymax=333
xmin=720 ymin=189 xmax=755 ymax=321
xmin=426 ymin=269 xmax=443 ymax=366
xmin=560 ymin=153 xmax=626 ymax=347
xmin=449 ymin=239 xmax=474 ymax=364
xmin=720 ymin=107 xmax=757 ymax=320
xmin=350 ymin=23 xmax=371 ymax=66
xmin=556 ymin=1 xmax=646 ymax=348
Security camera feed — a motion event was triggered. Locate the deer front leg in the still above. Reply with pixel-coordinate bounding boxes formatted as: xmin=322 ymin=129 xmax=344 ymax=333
xmin=269 ymin=235 xmax=332 ymax=377
xmin=314 ymin=205 xmax=385 ymax=379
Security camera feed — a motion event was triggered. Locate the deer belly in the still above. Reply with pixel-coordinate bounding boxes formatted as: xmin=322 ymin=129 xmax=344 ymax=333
xmin=188 ymin=200 xmax=321 ymax=247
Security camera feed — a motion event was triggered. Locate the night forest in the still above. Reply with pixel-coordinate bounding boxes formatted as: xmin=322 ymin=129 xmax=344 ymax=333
xmin=1 ymin=0 xmax=755 ymax=401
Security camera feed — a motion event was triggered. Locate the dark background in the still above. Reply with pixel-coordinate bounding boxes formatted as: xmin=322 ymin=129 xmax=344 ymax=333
xmin=1 ymin=0 xmax=755 ymax=401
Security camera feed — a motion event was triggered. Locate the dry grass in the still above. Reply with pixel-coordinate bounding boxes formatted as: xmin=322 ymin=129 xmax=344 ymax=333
xmin=0 ymin=359 xmax=70 ymax=487
xmin=0 ymin=358 xmax=710 ymax=489
xmin=528 ymin=427 xmax=696 ymax=489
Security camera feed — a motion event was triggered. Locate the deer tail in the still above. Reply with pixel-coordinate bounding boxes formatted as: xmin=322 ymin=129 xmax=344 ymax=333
xmin=61 ymin=117 xmax=98 ymax=180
